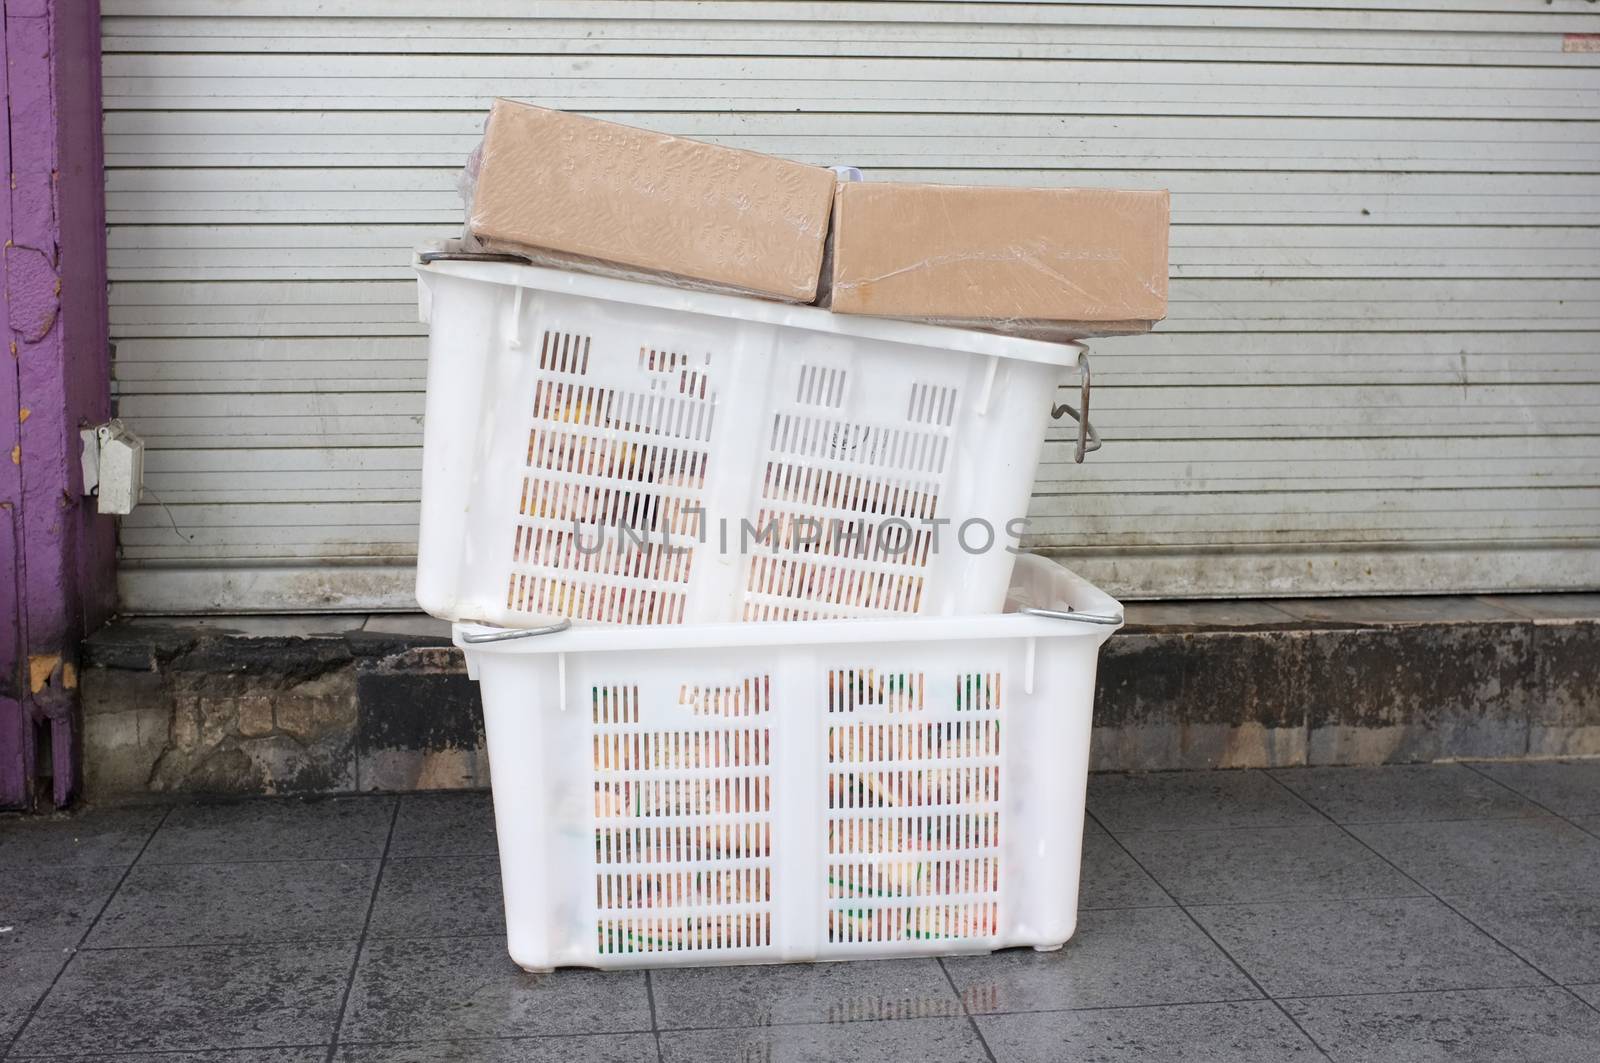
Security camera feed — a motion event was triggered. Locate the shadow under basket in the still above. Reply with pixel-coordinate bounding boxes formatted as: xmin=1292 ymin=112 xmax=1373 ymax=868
xmin=456 ymin=552 xmax=1122 ymax=971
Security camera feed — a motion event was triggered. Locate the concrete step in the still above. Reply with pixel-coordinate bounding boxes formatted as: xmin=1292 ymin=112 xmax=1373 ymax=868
xmin=80 ymin=597 xmax=1600 ymax=799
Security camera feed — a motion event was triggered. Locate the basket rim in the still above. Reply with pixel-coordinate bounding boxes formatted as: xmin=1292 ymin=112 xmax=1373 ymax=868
xmin=415 ymin=252 xmax=1087 ymax=370
xmin=452 ymin=555 xmax=1122 ymax=655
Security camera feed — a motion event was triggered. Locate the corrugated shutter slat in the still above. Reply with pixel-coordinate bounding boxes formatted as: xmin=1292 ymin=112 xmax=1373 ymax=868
xmin=102 ymin=3 xmax=1600 ymax=608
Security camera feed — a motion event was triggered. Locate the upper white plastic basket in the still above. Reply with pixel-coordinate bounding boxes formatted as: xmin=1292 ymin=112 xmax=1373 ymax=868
xmin=415 ymin=251 xmax=1096 ymax=627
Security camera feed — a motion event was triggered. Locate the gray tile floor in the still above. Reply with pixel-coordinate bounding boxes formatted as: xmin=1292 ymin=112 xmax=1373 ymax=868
xmin=4 ymin=761 xmax=1600 ymax=1061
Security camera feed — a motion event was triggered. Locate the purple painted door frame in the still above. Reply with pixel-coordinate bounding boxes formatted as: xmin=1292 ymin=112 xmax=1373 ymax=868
xmin=1 ymin=0 xmax=115 ymax=810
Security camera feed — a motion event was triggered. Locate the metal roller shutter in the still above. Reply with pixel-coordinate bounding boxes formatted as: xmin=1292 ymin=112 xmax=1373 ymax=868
xmin=100 ymin=1 xmax=1600 ymax=610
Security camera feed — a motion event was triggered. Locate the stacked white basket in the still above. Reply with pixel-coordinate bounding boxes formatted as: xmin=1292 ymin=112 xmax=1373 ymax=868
xmin=415 ymin=251 xmax=1123 ymax=972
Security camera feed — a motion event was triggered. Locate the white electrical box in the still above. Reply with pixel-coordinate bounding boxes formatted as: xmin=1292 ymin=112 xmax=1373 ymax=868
xmin=80 ymin=419 xmax=145 ymax=516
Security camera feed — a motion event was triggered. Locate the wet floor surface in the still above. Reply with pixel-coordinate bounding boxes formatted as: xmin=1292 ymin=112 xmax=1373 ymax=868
xmin=4 ymin=761 xmax=1600 ymax=1062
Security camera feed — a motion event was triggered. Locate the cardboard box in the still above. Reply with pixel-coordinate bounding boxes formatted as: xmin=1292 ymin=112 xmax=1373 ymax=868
xmin=468 ymin=100 xmax=837 ymax=302
xmin=825 ymin=183 xmax=1169 ymax=337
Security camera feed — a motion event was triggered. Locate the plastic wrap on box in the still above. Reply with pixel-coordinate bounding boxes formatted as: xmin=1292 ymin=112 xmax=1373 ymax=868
xmin=824 ymin=182 xmax=1170 ymax=339
xmin=454 ymin=140 xmax=487 ymax=254
xmin=464 ymin=99 xmax=837 ymax=303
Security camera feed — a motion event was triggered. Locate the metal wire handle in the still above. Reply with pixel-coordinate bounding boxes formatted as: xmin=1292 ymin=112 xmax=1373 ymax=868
xmin=459 ymin=619 xmax=573 ymax=644
xmin=417 ymin=249 xmax=530 ymax=266
xmin=1019 ymin=606 xmax=1124 ymax=627
xmin=1050 ymin=347 xmax=1101 ymax=464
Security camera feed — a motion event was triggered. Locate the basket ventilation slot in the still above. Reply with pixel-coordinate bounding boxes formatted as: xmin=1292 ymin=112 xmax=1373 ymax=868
xmin=680 ymin=676 xmax=773 ymax=719
xmin=744 ymin=367 xmax=958 ymax=622
xmin=825 ymin=668 xmax=1005 ymax=948
xmin=507 ymin=331 xmax=717 ymax=625
xmin=590 ymin=680 xmax=777 ymax=957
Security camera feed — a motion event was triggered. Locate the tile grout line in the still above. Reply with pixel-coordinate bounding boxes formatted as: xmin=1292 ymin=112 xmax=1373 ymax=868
xmin=2 ymin=805 xmax=174 ymax=1060
xmin=1257 ymin=768 xmax=1579 ymax=1002
xmin=645 ymin=969 xmax=664 ymax=1063
xmin=1568 ymin=818 xmax=1600 ymax=842
xmin=9 ymin=1041 xmax=335 ymax=1061
xmin=1556 ymin=985 xmax=1600 ymax=1022
xmin=301 ymin=1015 xmax=981 ymax=1051
xmin=1453 ymin=763 xmax=1600 ymax=1019
xmin=1274 ymin=984 xmax=1596 ymax=1005
xmin=127 ymin=854 xmax=437 ymax=868
xmin=69 ymin=930 xmax=505 ymax=953
xmin=67 ymin=935 xmax=370 ymax=952
xmin=1175 ymin=890 xmax=1433 ymax=910
xmin=312 ymin=1004 xmax=1305 ymax=1041
xmin=99 ymin=854 xmax=487 ymax=870
xmin=702 ymin=1001 xmax=1257 ymax=1030
xmin=323 ymin=797 xmax=402 ymax=1063
xmin=1459 ymin=761 xmax=1600 ymax=834
xmin=1089 ymin=801 xmax=1335 ymax=1060
xmin=1467 ymin=765 xmax=1600 ymax=854
xmin=935 ymin=956 xmax=998 ymax=1063
xmin=1113 ymin=809 xmax=1579 ymax=834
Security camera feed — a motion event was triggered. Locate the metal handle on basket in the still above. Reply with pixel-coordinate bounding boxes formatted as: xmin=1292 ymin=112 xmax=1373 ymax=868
xmin=1050 ymin=347 xmax=1101 ymax=464
xmin=1019 ymin=606 xmax=1124 ymax=627
xmin=417 ymin=249 xmax=531 ymax=266
xmin=459 ymin=619 xmax=572 ymax=644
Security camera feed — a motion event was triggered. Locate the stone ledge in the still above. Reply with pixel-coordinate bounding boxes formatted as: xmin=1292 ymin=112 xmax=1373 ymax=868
xmin=1105 ymin=592 xmax=1600 ymax=769
xmin=82 ymin=614 xmax=477 ymax=797
xmin=79 ymin=601 xmax=1600 ymax=798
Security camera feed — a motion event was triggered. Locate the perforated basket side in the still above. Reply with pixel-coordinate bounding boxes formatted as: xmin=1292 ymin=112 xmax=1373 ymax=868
xmin=587 ymin=672 xmax=781 ymax=964
xmin=820 ymin=666 xmax=1005 ymax=952
xmin=743 ymin=353 xmax=962 ymax=622
xmin=498 ymin=328 xmax=720 ymax=626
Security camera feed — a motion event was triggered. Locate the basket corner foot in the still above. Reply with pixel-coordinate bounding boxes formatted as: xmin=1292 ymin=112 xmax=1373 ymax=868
xmin=508 ymin=942 xmax=554 ymax=975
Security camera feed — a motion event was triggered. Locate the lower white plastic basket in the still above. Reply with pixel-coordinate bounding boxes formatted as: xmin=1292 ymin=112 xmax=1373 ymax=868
xmin=457 ymin=553 xmax=1121 ymax=971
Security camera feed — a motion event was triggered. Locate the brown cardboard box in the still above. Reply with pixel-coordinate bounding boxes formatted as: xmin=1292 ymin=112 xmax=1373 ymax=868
xmin=468 ymin=100 xmax=837 ymax=302
xmin=826 ymin=182 xmax=1169 ymax=337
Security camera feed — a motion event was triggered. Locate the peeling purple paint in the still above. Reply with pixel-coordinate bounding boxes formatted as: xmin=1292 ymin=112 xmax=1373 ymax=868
xmin=7 ymin=245 xmax=61 ymax=342
xmin=1 ymin=0 xmax=113 ymax=810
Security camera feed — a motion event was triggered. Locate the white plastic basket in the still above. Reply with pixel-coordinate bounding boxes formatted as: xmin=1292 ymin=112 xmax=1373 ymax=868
xmin=415 ymin=252 xmax=1094 ymax=628
xmin=457 ymin=553 xmax=1121 ymax=971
